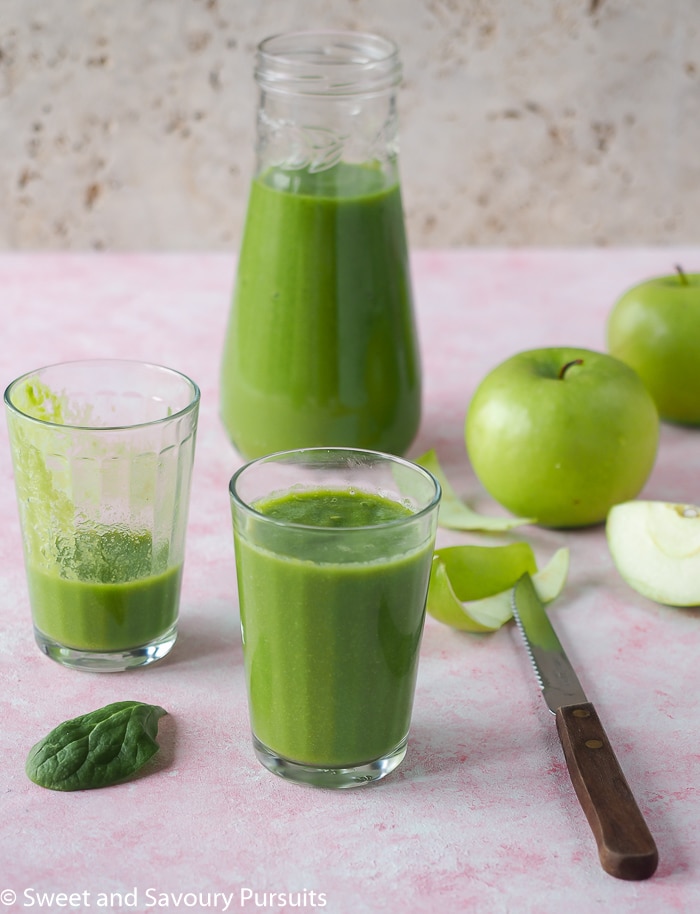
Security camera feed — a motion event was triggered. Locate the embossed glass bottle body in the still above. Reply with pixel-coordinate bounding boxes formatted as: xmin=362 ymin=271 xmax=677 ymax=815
xmin=220 ymin=31 xmax=421 ymax=459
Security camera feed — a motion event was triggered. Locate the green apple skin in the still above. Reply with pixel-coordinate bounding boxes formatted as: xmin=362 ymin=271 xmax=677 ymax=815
xmin=465 ymin=347 xmax=659 ymax=528
xmin=607 ymin=272 xmax=700 ymax=425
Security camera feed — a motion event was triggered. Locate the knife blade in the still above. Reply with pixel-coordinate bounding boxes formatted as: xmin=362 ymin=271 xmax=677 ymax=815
xmin=511 ymin=572 xmax=659 ymax=881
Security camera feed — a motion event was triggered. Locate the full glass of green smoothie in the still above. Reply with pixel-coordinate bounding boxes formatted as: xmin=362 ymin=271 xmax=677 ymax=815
xmin=230 ymin=447 xmax=441 ymax=788
xmin=221 ymin=31 xmax=421 ymax=459
xmin=4 ymin=359 xmax=200 ymax=672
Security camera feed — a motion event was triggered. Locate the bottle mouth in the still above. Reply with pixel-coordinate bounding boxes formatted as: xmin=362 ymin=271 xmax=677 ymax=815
xmin=255 ymin=30 xmax=402 ymax=96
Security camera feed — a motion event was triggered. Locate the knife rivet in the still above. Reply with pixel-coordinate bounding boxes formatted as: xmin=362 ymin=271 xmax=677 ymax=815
xmin=573 ymin=709 xmax=590 ymax=718
xmin=585 ymin=739 xmax=603 ymax=749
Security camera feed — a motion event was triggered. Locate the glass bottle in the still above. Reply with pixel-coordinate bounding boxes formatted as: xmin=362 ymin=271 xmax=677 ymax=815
xmin=220 ymin=30 xmax=421 ymax=459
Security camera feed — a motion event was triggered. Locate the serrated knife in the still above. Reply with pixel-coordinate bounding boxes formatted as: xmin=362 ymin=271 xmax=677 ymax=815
xmin=510 ymin=573 xmax=658 ymax=881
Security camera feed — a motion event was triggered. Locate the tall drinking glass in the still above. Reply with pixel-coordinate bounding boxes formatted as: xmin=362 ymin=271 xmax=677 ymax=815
xmin=4 ymin=359 xmax=200 ymax=672
xmin=230 ymin=447 xmax=440 ymax=788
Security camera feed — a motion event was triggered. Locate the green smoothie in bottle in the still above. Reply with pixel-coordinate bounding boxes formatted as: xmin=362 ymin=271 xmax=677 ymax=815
xmin=220 ymin=32 xmax=421 ymax=459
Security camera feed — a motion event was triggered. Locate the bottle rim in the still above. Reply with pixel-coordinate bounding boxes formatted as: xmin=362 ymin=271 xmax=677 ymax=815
xmin=255 ymin=30 xmax=402 ymax=96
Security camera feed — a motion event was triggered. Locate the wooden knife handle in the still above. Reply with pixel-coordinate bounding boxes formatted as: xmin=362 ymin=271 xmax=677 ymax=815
xmin=555 ymin=702 xmax=658 ymax=880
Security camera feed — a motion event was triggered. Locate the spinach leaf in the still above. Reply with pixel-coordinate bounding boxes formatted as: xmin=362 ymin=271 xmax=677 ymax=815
xmin=26 ymin=701 xmax=167 ymax=791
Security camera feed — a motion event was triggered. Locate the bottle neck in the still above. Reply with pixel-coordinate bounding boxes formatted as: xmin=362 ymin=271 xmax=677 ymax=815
xmin=253 ymin=31 xmax=402 ymax=183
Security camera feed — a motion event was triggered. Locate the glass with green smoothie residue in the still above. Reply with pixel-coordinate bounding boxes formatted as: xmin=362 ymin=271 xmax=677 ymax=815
xmin=220 ymin=31 xmax=421 ymax=459
xmin=230 ymin=447 xmax=441 ymax=788
xmin=4 ymin=359 xmax=200 ymax=672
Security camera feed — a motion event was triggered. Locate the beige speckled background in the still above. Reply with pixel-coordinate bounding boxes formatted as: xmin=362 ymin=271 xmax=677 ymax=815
xmin=2 ymin=0 xmax=699 ymax=250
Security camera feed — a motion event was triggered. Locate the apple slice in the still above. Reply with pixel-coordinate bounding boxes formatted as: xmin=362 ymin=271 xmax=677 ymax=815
xmin=606 ymin=500 xmax=700 ymax=606
xmin=427 ymin=545 xmax=570 ymax=632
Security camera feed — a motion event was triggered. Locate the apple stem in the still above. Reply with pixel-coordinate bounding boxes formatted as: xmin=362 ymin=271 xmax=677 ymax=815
xmin=675 ymin=264 xmax=689 ymax=285
xmin=559 ymin=359 xmax=584 ymax=380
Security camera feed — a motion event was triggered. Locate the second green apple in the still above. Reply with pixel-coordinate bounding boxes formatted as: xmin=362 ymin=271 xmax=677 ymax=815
xmin=465 ymin=347 xmax=659 ymax=528
xmin=607 ymin=269 xmax=700 ymax=425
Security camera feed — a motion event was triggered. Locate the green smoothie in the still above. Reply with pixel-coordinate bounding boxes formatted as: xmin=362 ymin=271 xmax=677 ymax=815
xmin=27 ymin=529 xmax=182 ymax=652
xmin=233 ymin=488 xmax=434 ymax=768
xmin=220 ymin=162 xmax=421 ymax=459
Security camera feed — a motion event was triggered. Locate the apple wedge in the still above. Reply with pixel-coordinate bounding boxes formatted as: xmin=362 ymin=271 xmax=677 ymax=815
xmin=606 ymin=500 xmax=700 ymax=606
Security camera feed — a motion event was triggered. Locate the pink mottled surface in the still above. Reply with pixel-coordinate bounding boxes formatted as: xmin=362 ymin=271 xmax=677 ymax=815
xmin=1 ymin=250 xmax=699 ymax=913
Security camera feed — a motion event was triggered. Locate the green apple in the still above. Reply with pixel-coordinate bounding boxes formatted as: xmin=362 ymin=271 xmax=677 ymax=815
xmin=465 ymin=347 xmax=659 ymax=528
xmin=607 ymin=500 xmax=700 ymax=606
xmin=607 ymin=268 xmax=700 ymax=424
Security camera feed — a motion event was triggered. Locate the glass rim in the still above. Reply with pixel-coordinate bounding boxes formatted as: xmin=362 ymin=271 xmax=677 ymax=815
xmin=3 ymin=358 xmax=201 ymax=432
xmin=255 ymin=29 xmax=402 ymax=97
xmin=229 ymin=446 xmax=441 ymax=533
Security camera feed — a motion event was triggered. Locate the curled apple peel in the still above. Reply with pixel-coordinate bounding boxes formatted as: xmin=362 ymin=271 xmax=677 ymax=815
xmin=416 ymin=449 xmax=535 ymax=531
xmin=427 ymin=544 xmax=570 ymax=632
